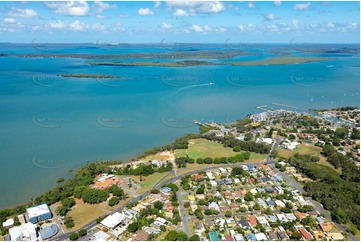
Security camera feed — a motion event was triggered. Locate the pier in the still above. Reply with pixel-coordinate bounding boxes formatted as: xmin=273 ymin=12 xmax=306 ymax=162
xmin=271 ymin=102 xmax=309 ymax=111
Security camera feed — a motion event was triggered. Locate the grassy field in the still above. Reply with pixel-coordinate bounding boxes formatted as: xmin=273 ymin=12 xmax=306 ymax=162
xmin=67 ymin=199 xmax=107 ymax=231
xmin=121 ymin=171 xmax=172 ymax=194
xmin=174 ymin=138 xmax=267 ymax=161
xmin=277 ymin=142 xmax=341 ymax=174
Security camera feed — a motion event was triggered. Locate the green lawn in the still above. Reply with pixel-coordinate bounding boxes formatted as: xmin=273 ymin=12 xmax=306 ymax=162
xmin=174 ymin=138 xmax=267 ymax=161
xmin=121 ymin=171 xmax=172 ymax=194
xmin=67 ymin=199 xmax=107 ymax=231
xmin=277 ymin=142 xmax=341 ymax=174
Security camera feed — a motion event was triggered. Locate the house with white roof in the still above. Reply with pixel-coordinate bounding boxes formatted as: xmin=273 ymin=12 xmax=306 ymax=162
xmin=255 ymin=233 xmax=268 ymax=241
xmin=101 ymin=212 xmax=125 ymax=229
xmin=206 ymin=172 xmax=215 ymax=180
xmin=209 ymin=202 xmax=220 ymax=212
xmin=9 ymin=223 xmax=38 ymax=241
xmin=276 ymin=214 xmax=288 ymax=222
xmin=2 ymin=218 xmax=14 ymax=228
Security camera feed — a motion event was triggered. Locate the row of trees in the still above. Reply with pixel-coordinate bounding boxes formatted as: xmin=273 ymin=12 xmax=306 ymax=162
xmin=115 ymin=162 xmax=173 ymax=176
xmin=175 ymin=152 xmax=251 ymax=169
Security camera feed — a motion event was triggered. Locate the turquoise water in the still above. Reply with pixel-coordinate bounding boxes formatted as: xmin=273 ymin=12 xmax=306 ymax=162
xmin=0 ymin=44 xmax=359 ymax=208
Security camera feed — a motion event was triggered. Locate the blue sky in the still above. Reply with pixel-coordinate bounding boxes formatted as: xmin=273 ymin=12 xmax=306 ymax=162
xmin=0 ymin=1 xmax=359 ymax=43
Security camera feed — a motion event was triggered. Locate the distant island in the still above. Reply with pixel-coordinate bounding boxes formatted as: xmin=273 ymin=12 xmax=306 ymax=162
xmin=87 ymin=57 xmax=335 ymax=67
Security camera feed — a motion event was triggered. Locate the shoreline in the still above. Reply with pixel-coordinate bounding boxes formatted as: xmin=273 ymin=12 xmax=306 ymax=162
xmin=0 ymin=105 xmax=358 ymax=211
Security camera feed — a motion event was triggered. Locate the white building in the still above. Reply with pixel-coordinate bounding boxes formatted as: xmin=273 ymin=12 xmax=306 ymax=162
xmin=255 ymin=233 xmax=268 ymax=241
xmin=210 ymin=180 xmax=218 ymax=187
xmin=9 ymin=223 xmax=38 ymax=241
xmin=2 ymin=218 xmax=14 ymax=228
xmin=100 ymin=212 xmax=125 ymax=229
xmin=209 ymin=202 xmax=220 ymax=212
xmin=256 ymin=137 xmax=273 ymax=145
xmin=206 ymin=172 xmax=215 ymax=180
xmin=26 ymin=204 xmax=52 ymax=224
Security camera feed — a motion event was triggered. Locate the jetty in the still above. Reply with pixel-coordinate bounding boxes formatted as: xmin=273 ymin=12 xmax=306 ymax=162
xmin=271 ymin=102 xmax=308 ymax=111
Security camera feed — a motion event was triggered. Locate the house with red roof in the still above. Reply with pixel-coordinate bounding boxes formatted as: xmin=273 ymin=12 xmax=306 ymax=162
xmin=249 ymin=215 xmax=257 ymax=227
xmin=297 ymin=227 xmax=314 ymax=240
xmin=193 ymin=174 xmax=204 ymax=180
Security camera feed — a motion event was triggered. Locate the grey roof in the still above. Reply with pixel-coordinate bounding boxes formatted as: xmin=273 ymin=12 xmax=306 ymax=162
xmin=40 ymin=224 xmax=58 ymax=239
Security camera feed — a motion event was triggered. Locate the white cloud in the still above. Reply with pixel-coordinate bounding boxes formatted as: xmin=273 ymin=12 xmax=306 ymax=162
xmin=119 ymin=13 xmax=130 ymax=18
xmin=294 ymin=2 xmax=311 ymax=11
xmin=192 ymin=24 xmax=203 ymax=33
xmin=216 ymin=27 xmax=227 ymax=33
xmin=69 ymin=20 xmax=86 ymax=31
xmin=161 ymin=22 xmax=173 ymax=30
xmin=45 ymin=1 xmax=89 ymax=17
xmin=138 ymin=8 xmax=154 ymax=16
xmin=93 ymin=1 xmax=117 ymax=14
xmin=173 ymin=9 xmax=188 ymax=17
xmin=96 ymin=14 xmax=105 ymax=19
xmin=238 ymin=23 xmax=255 ymax=31
xmin=167 ymin=1 xmax=225 ymax=15
xmin=247 ymin=2 xmax=256 ymax=9
xmin=9 ymin=8 xmax=37 ymax=18
xmin=292 ymin=19 xmax=299 ymax=28
xmin=112 ymin=22 xmax=125 ymax=32
xmin=154 ymin=1 xmax=161 ymax=9
xmin=48 ymin=20 xmax=67 ymax=29
xmin=4 ymin=18 xmax=16 ymax=24
xmin=264 ymin=13 xmax=277 ymax=21
xmin=326 ymin=22 xmax=334 ymax=28
xmin=274 ymin=1 xmax=282 ymax=6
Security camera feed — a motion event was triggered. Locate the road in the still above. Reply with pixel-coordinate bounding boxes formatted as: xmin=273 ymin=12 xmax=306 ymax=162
xmin=176 ymin=189 xmax=191 ymax=237
xmin=52 ymin=161 xmax=267 ymax=241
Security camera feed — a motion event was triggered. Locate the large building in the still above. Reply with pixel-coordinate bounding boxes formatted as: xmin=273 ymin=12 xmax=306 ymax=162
xmin=26 ymin=204 xmax=52 ymax=224
xmin=9 ymin=223 xmax=38 ymax=241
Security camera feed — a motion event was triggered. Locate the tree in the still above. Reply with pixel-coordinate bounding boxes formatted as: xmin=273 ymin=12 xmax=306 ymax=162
xmin=165 ymin=231 xmax=179 ymax=241
xmin=108 ymin=197 xmax=120 ymax=207
xmin=233 ymin=146 xmax=241 ymax=152
xmin=244 ymin=192 xmax=254 ymax=201
xmin=225 ymin=211 xmax=232 ymax=217
xmin=151 ymin=189 xmax=160 ymax=194
xmin=78 ymin=229 xmax=87 ymax=237
xmin=160 ymin=225 xmax=166 ymax=232
xmin=69 ymin=233 xmax=79 ymax=241
xmin=196 ymin=187 xmax=204 ymax=194
xmin=290 ymin=231 xmax=302 ymax=240
xmin=64 ymin=216 xmax=75 ymax=229
xmin=195 ymin=209 xmax=204 ymax=220
xmin=127 ymin=222 xmax=139 ymax=233
xmin=301 ymin=217 xmax=317 ymax=228
xmin=154 ymin=201 xmax=163 ymax=210
xmin=231 ymin=167 xmax=244 ymax=177
xmin=177 ymin=232 xmax=189 ymax=241
xmin=331 ymin=209 xmax=348 ymax=224
xmin=253 ymin=203 xmax=261 ymax=211
xmin=190 ymin=234 xmax=200 ymax=241
xmin=204 ymin=209 xmax=212 ymax=216
xmin=81 ymin=188 xmax=109 ymax=204
xmin=289 ymin=134 xmax=296 ymax=141
xmin=56 ymin=178 xmax=65 ymax=183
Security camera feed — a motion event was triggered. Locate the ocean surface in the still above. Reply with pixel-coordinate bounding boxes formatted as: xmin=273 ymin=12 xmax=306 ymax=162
xmin=0 ymin=43 xmax=359 ymax=209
